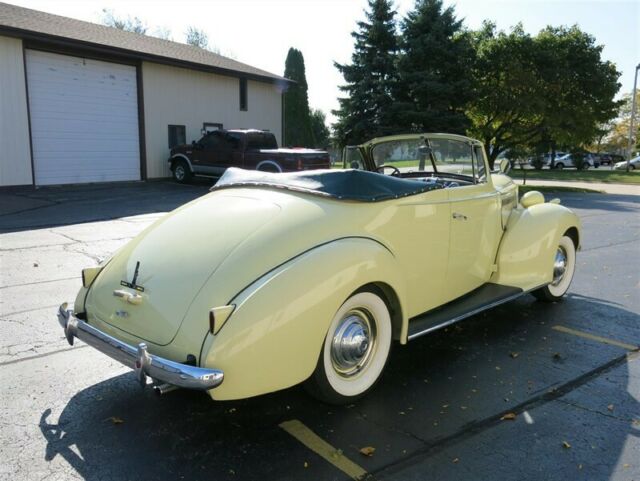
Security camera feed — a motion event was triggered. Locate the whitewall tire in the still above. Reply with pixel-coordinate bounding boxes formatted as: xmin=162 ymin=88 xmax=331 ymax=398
xmin=532 ymin=235 xmax=576 ymax=302
xmin=305 ymin=289 xmax=392 ymax=404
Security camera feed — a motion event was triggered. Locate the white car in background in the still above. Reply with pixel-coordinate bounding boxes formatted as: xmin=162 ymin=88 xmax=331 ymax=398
xmin=613 ymin=156 xmax=640 ymax=170
xmin=552 ymin=153 xmax=598 ymax=170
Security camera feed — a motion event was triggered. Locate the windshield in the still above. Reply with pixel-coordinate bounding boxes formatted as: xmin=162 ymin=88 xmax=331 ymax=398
xmin=371 ymin=137 xmax=478 ymax=178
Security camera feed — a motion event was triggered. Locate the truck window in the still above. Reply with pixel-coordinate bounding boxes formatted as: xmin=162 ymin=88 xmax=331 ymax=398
xmin=247 ymin=133 xmax=277 ymax=150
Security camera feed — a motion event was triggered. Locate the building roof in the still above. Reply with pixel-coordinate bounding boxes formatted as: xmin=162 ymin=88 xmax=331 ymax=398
xmin=0 ymin=2 xmax=290 ymax=85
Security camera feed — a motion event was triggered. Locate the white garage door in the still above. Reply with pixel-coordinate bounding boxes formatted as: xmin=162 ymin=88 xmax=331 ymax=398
xmin=26 ymin=50 xmax=140 ymax=185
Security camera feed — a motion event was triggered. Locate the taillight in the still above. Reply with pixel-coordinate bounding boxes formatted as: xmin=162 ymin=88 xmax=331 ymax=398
xmin=209 ymin=310 xmax=216 ymax=333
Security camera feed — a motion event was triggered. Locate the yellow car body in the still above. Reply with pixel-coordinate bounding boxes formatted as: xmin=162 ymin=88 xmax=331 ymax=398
xmin=60 ymin=133 xmax=581 ymax=402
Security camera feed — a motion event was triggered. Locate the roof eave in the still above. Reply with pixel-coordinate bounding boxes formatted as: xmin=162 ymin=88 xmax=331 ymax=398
xmin=0 ymin=25 xmax=294 ymax=86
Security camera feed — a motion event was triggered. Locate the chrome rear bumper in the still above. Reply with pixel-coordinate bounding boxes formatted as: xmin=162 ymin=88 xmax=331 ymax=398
xmin=57 ymin=303 xmax=223 ymax=391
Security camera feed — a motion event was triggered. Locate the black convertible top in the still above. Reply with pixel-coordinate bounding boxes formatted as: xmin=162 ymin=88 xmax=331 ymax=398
xmin=211 ymin=167 xmax=440 ymax=202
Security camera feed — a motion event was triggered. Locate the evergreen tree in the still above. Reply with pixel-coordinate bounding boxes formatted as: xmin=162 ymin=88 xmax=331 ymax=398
xmin=310 ymin=109 xmax=331 ymax=149
xmin=394 ymin=0 xmax=473 ymax=133
xmin=333 ymin=0 xmax=399 ymax=146
xmin=283 ymin=48 xmax=315 ymax=147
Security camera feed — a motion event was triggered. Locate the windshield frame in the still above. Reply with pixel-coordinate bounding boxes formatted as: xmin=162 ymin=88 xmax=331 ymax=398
xmin=362 ymin=133 xmax=485 ymax=183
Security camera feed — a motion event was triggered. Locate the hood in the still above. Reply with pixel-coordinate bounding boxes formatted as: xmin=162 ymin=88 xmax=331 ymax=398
xmin=86 ymin=193 xmax=282 ymax=345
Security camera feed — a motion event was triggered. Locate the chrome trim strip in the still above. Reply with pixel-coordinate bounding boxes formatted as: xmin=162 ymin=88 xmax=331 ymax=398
xmin=57 ymin=304 xmax=223 ymax=391
xmin=407 ymin=284 xmax=547 ymax=341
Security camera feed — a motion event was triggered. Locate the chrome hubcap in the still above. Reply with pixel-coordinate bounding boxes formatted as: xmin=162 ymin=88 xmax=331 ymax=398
xmin=552 ymin=246 xmax=568 ymax=286
xmin=175 ymin=166 xmax=185 ymax=180
xmin=331 ymin=309 xmax=376 ymax=377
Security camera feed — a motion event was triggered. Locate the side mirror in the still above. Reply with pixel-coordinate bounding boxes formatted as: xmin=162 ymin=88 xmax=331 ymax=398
xmin=495 ymin=157 xmax=511 ymax=175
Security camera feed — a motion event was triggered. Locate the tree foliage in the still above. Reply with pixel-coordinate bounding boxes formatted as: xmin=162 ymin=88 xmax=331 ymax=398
xmin=601 ymin=91 xmax=640 ymax=154
xmin=333 ymin=0 xmax=399 ymax=146
xmin=101 ymin=9 xmax=147 ymax=34
xmin=310 ymin=109 xmax=331 ymax=149
xmin=466 ymin=22 xmax=621 ymax=166
xmin=393 ymin=0 xmax=473 ymax=133
xmin=185 ymin=26 xmax=209 ymax=50
xmin=283 ymin=48 xmax=315 ymax=147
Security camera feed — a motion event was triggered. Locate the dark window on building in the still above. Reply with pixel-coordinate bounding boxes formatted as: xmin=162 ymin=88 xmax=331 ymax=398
xmin=239 ymin=78 xmax=248 ymax=111
xmin=168 ymin=125 xmax=186 ymax=149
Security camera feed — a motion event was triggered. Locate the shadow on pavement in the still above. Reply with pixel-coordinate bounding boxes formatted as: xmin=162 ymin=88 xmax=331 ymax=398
xmin=0 ymin=179 xmax=213 ymax=233
xmin=39 ymin=294 xmax=639 ymax=481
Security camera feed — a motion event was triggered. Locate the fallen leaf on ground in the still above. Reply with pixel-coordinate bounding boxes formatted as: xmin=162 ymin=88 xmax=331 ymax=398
xmin=359 ymin=446 xmax=375 ymax=457
xmin=607 ymin=404 xmax=614 ymax=412
xmin=501 ymin=412 xmax=517 ymax=421
xmin=108 ymin=416 xmax=124 ymax=424
xmin=33 ymin=263 xmax=39 ymax=267
xmin=553 ymin=353 xmax=562 ymax=361
xmin=562 ymin=441 xmax=571 ymax=449
xmin=510 ymin=352 xmax=520 ymax=359
xmin=623 ymin=464 xmax=630 ymax=469
xmin=452 ymin=458 xmax=459 ymax=463
xmin=304 ymin=462 xmax=309 ymax=468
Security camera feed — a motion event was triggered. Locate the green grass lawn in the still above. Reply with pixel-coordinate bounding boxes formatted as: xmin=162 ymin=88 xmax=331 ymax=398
xmin=510 ymin=169 xmax=640 ymax=185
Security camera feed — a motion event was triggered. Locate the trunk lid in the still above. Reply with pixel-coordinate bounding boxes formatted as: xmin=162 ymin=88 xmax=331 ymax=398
xmin=86 ymin=193 xmax=281 ymax=345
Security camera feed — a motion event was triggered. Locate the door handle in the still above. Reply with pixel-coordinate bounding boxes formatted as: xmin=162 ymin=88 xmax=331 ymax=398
xmin=452 ymin=212 xmax=468 ymax=220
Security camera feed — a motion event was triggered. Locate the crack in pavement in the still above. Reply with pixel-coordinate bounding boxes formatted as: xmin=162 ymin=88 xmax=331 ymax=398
xmin=556 ymin=398 xmax=633 ymax=423
xmin=0 ymin=344 xmax=89 ymax=367
xmin=0 ymin=276 xmax=79 ymax=290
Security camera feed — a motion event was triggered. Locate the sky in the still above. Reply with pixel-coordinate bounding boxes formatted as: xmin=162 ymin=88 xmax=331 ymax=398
xmin=8 ymin=0 xmax=640 ymax=126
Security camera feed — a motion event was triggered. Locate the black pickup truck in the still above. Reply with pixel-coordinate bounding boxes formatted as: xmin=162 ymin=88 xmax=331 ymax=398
xmin=168 ymin=129 xmax=330 ymax=183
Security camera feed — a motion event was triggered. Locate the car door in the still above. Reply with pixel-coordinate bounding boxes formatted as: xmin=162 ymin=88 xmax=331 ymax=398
xmin=192 ymin=131 xmax=235 ymax=175
xmin=433 ymin=139 xmax=502 ymax=301
xmin=367 ymin=137 xmax=451 ymax=316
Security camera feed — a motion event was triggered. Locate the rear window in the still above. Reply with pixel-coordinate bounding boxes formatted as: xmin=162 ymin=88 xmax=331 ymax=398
xmin=246 ymin=133 xmax=278 ymax=150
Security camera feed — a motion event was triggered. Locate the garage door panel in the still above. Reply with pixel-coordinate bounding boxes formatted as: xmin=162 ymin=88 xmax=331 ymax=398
xmin=26 ymin=49 xmax=140 ymax=185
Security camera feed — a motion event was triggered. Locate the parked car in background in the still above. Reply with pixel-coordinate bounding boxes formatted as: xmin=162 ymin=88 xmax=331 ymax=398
xmin=58 ymin=132 xmax=580 ymax=404
xmin=598 ymin=153 xmax=625 ymax=166
xmin=552 ymin=153 xmax=598 ymax=170
xmin=529 ymin=152 xmax=569 ymax=168
xmin=613 ymin=156 xmax=640 ymax=170
xmin=169 ymin=129 xmax=330 ymax=183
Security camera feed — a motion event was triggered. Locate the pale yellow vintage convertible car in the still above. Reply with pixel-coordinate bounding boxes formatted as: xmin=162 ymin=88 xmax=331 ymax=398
xmin=57 ymin=133 xmax=580 ymax=404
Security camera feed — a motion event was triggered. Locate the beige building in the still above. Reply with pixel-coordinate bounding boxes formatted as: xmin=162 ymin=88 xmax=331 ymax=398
xmin=0 ymin=2 xmax=289 ymax=187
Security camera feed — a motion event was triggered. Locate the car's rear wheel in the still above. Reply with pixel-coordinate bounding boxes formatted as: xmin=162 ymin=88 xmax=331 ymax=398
xmin=555 ymin=163 xmax=565 ymax=170
xmin=172 ymin=160 xmax=192 ymax=184
xmin=532 ymin=235 xmax=576 ymax=302
xmin=305 ymin=289 xmax=392 ymax=404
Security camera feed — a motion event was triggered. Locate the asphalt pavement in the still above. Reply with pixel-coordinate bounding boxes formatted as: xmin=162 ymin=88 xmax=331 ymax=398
xmin=0 ymin=181 xmax=638 ymax=481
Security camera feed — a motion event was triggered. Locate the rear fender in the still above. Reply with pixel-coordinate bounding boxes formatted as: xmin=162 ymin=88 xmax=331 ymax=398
xmin=200 ymin=237 xmax=407 ymax=401
xmin=491 ymin=202 xmax=581 ymax=290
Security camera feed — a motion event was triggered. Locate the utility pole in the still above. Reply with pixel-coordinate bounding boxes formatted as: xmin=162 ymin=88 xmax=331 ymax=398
xmin=627 ymin=63 xmax=640 ymax=172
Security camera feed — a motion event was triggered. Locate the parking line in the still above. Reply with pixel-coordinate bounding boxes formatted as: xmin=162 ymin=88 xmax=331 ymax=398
xmin=279 ymin=419 xmax=368 ymax=480
xmin=552 ymin=325 xmax=639 ymax=351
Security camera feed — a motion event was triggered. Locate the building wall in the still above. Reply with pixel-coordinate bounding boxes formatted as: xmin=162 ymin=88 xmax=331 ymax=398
xmin=0 ymin=35 xmax=32 ymax=186
xmin=142 ymin=62 xmax=283 ymax=178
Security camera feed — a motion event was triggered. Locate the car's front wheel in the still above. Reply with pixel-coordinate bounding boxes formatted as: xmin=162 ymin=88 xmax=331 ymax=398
xmin=532 ymin=235 xmax=576 ymax=302
xmin=305 ymin=289 xmax=392 ymax=404
xmin=555 ymin=162 xmax=565 ymax=170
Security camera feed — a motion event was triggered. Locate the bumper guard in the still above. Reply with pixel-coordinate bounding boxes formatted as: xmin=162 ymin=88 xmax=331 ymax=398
xmin=57 ymin=303 xmax=223 ymax=391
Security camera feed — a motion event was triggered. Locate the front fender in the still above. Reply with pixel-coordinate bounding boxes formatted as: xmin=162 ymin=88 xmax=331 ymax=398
xmin=200 ymin=237 xmax=407 ymax=401
xmin=491 ymin=202 xmax=581 ymax=290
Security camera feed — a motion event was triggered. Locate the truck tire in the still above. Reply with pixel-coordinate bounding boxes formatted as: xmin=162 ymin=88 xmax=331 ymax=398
xmin=172 ymin=160 xmax=192 ymax=184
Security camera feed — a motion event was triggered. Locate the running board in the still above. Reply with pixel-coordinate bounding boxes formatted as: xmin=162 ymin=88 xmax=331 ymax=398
xmin=407 ymin=283 xmax=525 ymax=341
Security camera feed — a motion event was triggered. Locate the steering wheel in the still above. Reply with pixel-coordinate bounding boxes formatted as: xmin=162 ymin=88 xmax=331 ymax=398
xmin=375 ymin=164 xmax=401 ymax=177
